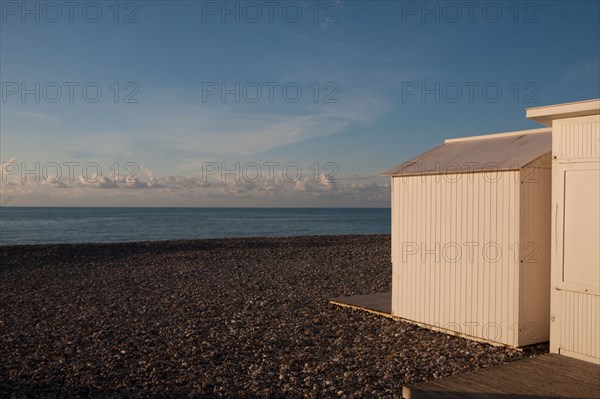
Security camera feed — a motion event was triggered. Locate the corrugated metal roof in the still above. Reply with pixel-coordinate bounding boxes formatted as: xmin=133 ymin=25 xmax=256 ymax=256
xmin=382 ymin=131 xmax=551 ymax=176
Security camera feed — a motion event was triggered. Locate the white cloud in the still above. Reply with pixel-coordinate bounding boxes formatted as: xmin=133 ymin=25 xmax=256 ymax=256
xmin=1 ymin=163 xmax=389 ymax=207
xmin=1 ymin=157 xmax=18 ymax=172
xmin=2 ymin=110 xmax=61 ymax=125
xmin=565 ymin=59 xmax=600 ymax=82
xmin=137 ymin=95 xmax=384 ymax=159
xmin=42 ymin=88 xmax=387 ymax=164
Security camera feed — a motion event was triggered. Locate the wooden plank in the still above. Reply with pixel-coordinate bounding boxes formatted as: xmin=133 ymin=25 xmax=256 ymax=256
xmin=458 ymin=360 xmax=595 ymax=397
xmin=403 ymin=354 xmax=600 ymax=399
xmin=527 ymin=354 xmax=600 ymax=391
xmin=330 ymin=292 xmax=392 ymax=318
xmin=404 ymin=375 xmax=505 ymax=399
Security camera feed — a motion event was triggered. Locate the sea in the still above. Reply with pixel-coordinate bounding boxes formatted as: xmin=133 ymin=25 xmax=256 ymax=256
xmin=0 ymin=207 xmax=390 ymax=246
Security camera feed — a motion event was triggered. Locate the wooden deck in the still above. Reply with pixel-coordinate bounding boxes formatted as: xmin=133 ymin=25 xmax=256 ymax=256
xmin=330 ymin=295 xmax=599 ymax=398
xmin=403 ymin=354 xmax=600 ymax=399
xmin=329 ymin=292 xmax=392 ymax=318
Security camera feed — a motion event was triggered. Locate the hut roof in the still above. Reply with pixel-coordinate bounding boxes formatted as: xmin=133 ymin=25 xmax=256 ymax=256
xmin=382 ymin=128 xmax=551 ymax=177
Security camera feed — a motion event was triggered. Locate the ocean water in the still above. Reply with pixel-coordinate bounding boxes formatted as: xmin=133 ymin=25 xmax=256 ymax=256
xmin=0 ymin=207 xmax=390 ymax=246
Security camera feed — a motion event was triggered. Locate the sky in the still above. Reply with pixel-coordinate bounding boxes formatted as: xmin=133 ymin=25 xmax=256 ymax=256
xmin=1 ymin=0 xmax=599 ymax=207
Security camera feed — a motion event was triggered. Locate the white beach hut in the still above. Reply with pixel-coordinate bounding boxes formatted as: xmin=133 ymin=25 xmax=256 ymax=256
xmin=527 ymin=99 xmax=600 ymax=364
xmin=382 ymin=128 xmax=553 ymax=347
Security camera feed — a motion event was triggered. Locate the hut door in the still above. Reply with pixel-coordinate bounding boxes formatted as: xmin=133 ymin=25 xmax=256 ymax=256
xmin=550 ymin=116 xmax=600 ymax=363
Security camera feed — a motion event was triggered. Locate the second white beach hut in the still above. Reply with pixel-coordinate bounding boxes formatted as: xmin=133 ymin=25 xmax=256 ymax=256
xmin=382 ymin=128 xmax=552 ymax=347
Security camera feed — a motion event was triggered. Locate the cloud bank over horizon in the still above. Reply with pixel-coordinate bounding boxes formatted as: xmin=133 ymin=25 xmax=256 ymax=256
xmin=1 ymin=157 xmax=389 ymax=207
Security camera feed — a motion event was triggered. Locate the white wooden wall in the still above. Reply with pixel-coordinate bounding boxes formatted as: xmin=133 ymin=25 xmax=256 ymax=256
xmin=551 ymin=115 xmax=600 ymax=363
xmin=391 ymin=163 xmax=551 ymax=347
xmin=392 ymin=171 xmax=522 ymax=346
xmin=519 ymin=153 xmax=552 ymax=345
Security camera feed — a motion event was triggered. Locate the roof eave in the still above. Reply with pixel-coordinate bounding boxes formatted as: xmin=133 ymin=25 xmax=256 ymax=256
xmin=526 ymin=99 xmax=600 ymax=126
xmin=383 ymin=167 xmax=522 ymax=178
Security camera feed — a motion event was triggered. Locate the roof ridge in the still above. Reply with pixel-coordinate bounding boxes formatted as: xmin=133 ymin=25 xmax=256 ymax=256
xmin=444 ymin=128 xmax=551 ymax=143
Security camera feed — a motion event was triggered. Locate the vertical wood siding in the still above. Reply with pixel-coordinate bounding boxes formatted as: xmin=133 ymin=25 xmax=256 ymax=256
xmin=555 ymin=116 xmax=600 ymax=160
xmin=392 ymin=171 xmax=524 ymax=346
xmin=555 ymin=291 xmax=600 ymax=362
xmin=519 ymin=154 xmax=552 ymax=345
xmin=551 ymin=115 xmax=600 ymax=363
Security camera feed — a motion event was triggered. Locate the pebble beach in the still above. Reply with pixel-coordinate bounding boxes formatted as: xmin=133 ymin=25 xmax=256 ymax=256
xmin=0 ymin=235 xmax=547 ymax=398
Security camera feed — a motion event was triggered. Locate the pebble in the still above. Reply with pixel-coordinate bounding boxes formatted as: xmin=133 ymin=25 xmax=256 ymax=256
xmin=0 ymin=235 xmax=547 ymax=398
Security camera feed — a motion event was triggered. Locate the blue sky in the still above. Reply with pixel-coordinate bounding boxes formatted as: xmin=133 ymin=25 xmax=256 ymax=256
xmin=1 ymin=0 xmax=599 ymax=206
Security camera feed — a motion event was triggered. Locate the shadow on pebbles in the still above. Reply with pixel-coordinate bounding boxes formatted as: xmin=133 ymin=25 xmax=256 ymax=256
xmin=0 ymin=235 xmax=547 ymax=398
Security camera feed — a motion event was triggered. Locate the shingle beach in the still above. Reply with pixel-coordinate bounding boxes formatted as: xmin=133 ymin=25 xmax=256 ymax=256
xmin=0 ymin=235 xmax=546 ymax=398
